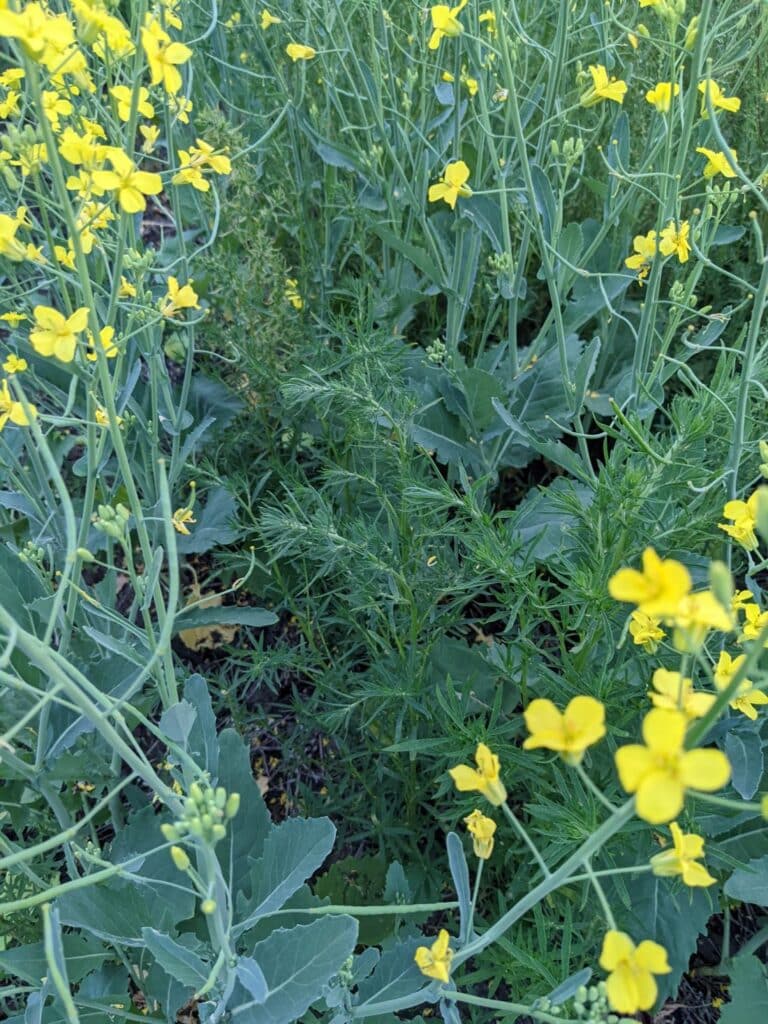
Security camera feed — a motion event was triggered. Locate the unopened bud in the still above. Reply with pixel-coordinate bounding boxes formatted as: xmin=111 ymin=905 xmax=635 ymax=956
xmin=212 ymin=824 xmax=227 ymax=841
xmin=201 ymin=899 xmax=216 ymax=915
xmin=225 ymin=793 xmax=240 ymax=819
xmin=170 ymin=846 xmax=190 ymax=871
xmin=76 ymin=548 xmax=95 ymax=562
xmin=160 ymin=823 xmax=179 ymax=842
xmin=214 ymin=787 xmax=227 ymax=810
xmin=187 ymin=818 xmax=204 ymax=837
xmin=189 ymin=782 xmax=204 ymax=805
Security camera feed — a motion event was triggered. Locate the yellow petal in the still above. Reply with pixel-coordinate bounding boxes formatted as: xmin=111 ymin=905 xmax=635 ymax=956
xmin=635 ymin=770 xmax=684 ymax=824
xmin=615 ymin=744 xmax=654 ymax=793
xmin=606 ymin=963 xmax=640 ymax=1014
xmin=448 ymin=764 xmax=483 ymax=791
xmin=635 ymin=940 xmax=671 ymax=974
xmin=523 ymin=699 xmax=562 ymax=736
xmin=599 ymin=930 xmax=635 ymax=971
xmin=642 ymin=708 xmax=685 ymax=755
xmin=679 ymin=749 xmax=731 ymax=792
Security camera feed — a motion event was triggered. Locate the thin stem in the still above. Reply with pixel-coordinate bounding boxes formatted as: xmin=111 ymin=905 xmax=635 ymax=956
xmin=501 ymin=801 xmax=551 ymax=877
xmin=575 ymin=764 xmax=619 ymax=813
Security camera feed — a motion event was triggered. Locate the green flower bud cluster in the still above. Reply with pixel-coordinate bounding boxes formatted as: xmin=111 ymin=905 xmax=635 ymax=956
xmin=426 ymin=338 xmax=447 ymax=365
xmin=161 ymin=783 xmax=240 ymax=849
xmin=92 ymin=503 xmax=130 ymax=540
xmin=18 ymin=540 xmax=46 ymax=568
xmin=759 ymin=440 xmax=768 ymax=480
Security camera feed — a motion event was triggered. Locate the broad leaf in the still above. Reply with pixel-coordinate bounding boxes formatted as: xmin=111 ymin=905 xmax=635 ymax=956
xmin=724 ymin=856 xmax=768 ymax=906
xmin=141 ymin=929 xmax=210 ymax=988
xmin=720 ymin=955 xmax=768 ymax=1023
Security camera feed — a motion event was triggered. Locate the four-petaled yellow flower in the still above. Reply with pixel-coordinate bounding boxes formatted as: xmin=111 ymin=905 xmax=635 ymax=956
xmin=172 ymin=507 xmax=196 ymax=535
xmin=625 ymin=229 xmax=658 ymax=283
xmin=629 ymin=611 xmax=666 ymax=652
xmin=714 ymin=651 xmax=768 ymax=721
xmin=523 ymin=696 xmax=606 ymax=766
xmin=615 ymin=708 xmax=731 ymax=824
xmin=428 ymin=160 xmax=472 ymax=209
xmin=648 ymin=668 xmax=715 ymax=720
xmin=719 ymin=494 xmax=759 ymax=551
xmin=449 ymin=742 xmax=507 ymax=806
xmin=92 ymin=149 xmax=162 ymax=214
xmin=414 ymin=929 xmax=453 ymax=983
xmin=698 ymin=79 xmax=741 ymax=117
xmin=172 ymin=139 xmax=232 ymax=192
xmin=86 ymin=325 xmax=118 ymax=361
xmin=160 ymin=277 xmax=200 ymax=318
xmin=580 ymin=65 xmax=627 ymax=107
xmin=2 ymin=354 xmax=28 ymax=374
xmin=478 ymin=11 xmax=496 ymax=35
xmin=428 ymin=0 xmax=469 ymax=51
xmin=285 ymin=278 xmax=303 ymax=310
xmin=286 ymin=43 xmax=316 ymax=62
xmin=141 ymin=16 xmax=192 ymax=95
xmin=650 ymin=821 xmax=715 ymax=886
xmin=0 ymin=377 xmax=36 ymax=433
xmin=260 ymin=10 xmax=282 ymax=30
xmin=608 ymin=547 xmax=691 ymax=619
xmin=672 ymin=590 xmax=734 ymax=652
xmin=29 ymin=305 xmax=90 ymax=363
xmin=697 ymin=147 xmax=737 ymax=179
xmin=645 ymin=82 xmax=679 ymax=113
xmin=110 ymin=85 xmax=155 ymax=122
xmin=659 ymin=220 xmax=691 ymax=264
xmin=741 ymin=602 xmax=768 ymax=643
xmin=463 ymin=809 xmax=496 ymax=860
xmin=599 ymin=930 xmax=671 ymax=1014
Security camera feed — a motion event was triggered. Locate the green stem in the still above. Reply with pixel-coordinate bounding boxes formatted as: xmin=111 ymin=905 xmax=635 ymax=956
xmin=444 ymin=990 xmax=580 ymax=1024
xmin=501 ymin=801 xmax=551 ymax=877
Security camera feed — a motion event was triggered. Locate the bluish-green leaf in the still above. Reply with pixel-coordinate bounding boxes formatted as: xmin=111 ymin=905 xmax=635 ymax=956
xmin=141 ymin=929 xmax=209 ymax=989
xmin=446 ymin=832 xmax=471 ymax=944
xmin=720 ymin=954 xmax=768 ymax=1023
xmin=725 ymin=729 xmax=764 ymax=800
xmin=216 ymin=728 xmax=271 ymax=893
xmin=235 ymin=957 xmax=268 ymax=1003
xmin=725 ymin=855 xmax=768 ymax=906
xmin=173 ymin=605 xmax=278 ymax=632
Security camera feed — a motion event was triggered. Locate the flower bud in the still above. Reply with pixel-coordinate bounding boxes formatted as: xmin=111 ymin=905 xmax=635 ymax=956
xmin=170 ymin=846 xmax=190 ymax=871
xmin=189 ymin=782 xmax=204 ymax=805
xmin=212 ymin=823 xmax=227 ymax=841
xmin=201 ymin=899 xmax=216 ymax=915
xmin=76 ymin=548 xmax=95 ymax=562
xmin=160 ymin=823 xmax=179 ymax=842
xmin=225 ymin=793 xmax=240 ymax=819
xmin=214 ymin=787 xmax=227 ymax=810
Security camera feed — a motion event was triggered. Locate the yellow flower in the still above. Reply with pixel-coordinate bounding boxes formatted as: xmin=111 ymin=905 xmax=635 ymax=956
xmin=260 ymin=10 xmax=281 ymax=29
xmin=168 ymin=93 xmax=193 ymax=124
xmin=172 ymin=139 xmax=231 ymax=191
xmin=110 ymin=85 xmax=155 ymax=122
xmin=0 ymin=312 xmax=27 ymax=325
xmin=86 ymin=325 xmax=118 ymax=361
xmin=0 ymin=377 xmax=36 ymax=432
xmin=698 ymin=79 xmax=741 ymax=117
xmin=714 ymin=651 xmax=768 ymax=721
xmin=285 ymin=42 xmax=316 ymax=61
xmin=463 ymin=809 xmax=496 ymax=860
xmin=719 ymin=494 xmax=759 ymax=550
xmin=285 ymin=278 xmax=303 ymax=310
xmin=624 ymin=230 xmax=658 ymax=283
xmin=580 ymin=64 xmax=627 ymax=107
xmin=629 ymin=611 xmax=666 ymax=653
xmin=608 ymin=547 xmax=691 ymax=619
xmin=650 ymin=821 xmax=715 ymax=886
xmin=54 ymin=243 xmax=76 ymax=269
xmin=95 ymin=406 xmax=123 ymax=428
xmin=741 ymin=602 xmax=768 ymax=643
xmin=0 ymin=207 xmax=32 ymax=262
xmin=160 ymin=277 xmax=200 ymax=318
xmin=414 ymin=930 xmax=453 ymax=984
xmin=118 ymin=276 xmax=137 ymax=298
xmin=478 ymin=11 xmax=496 ymax=35
xmin=645 ymin=82 xmax=679 ymax=113
xmin=2 ymin=354 xmax=27 ymax=374
xmin=648 ymin=668 xmax=715 ymax=720
xmin=732 ymin=589 xmax=754 ymax=613
xmin=29 ymin=305 xmax=89 ymax=363
xmin=428 ymin=0 xmax=469 ymax=50
xmin=599 ymin=930 xmax=671 ymax=1014
xmin=672 ymin=590 xmax=734 ymax=652
xmin=615 ymin=708 xmax=731 ymax=824
xmin=171 ymin=507 xmax=196 ymax=535
xmin=92 ymin=149 xmax=162 ymax=214
xmin=0 ymin=1 xmax=52 ymax=61
xmin=428 ymin=160 xmax=472 ymax=209
xmin=141 ymin=15 xmax=192 ymax=95
xmin=140 ymin=124 xmax=160 ymax=155
xmin=658 ymin=220 xmax=691 ymax=264
xmin=522 ymin=696 xmax=606 ymax=765
xmin=449 ymin=742 xmax=507 ymax=806
xmin=42 ymin=89 xmax=73 ymax=130
xmin=697 ymin=146 xmax=737 ymax=179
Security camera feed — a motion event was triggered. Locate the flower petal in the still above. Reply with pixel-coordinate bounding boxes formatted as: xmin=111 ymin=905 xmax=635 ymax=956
xmin=635 ymin=771 xmax=684 ymax=824
xmin=599 ymin=930 xmax=635 ymax=971
xmin=615 ymin=744 xmax=654 ymax=793
xmin=679 ymin=749 xmax=731 ymax=792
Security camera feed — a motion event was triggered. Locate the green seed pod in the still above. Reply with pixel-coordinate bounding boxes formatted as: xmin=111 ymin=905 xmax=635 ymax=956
xmin=170 ymin=846 xmax=190 ymax=871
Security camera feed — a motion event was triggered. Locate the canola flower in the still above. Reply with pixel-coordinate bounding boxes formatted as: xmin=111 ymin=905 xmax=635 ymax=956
xmin=671 ymin=589 xmax=733 ymax=653
xmin=141 ymin=15 xmax=192 ymax=95
xmin=648 ymin=668 xmax=715 ymax=720
xmin=285 ymin=43 xmax=316 ymax=61
xmin=284 ymin=278 xmax=303 ymax=310
xmin=713 ymin=651 xmax=768 ymax=721
xmin=658 ymin=220 xmax=691 ymax=263
xmin=428 ymin=0 xmax=469 ymax=51
xmin=2 ymin=354 xmax=27 ymax=374
xmin=171 ymin=507 xmax=196 ymax=535
xmin=645 ymin=82 xmax=679 ymax=113
xmin=718 ymin=494 xmax=759 ymax=551
xmin=449 ymin=742 xmax=507 ymax=806
xmin=650 ymin=821 xmax=715 ymax=886
xmin=599 ymin=930 xmax=671 ymax=1014
xmin=615 ymin=708 xmax=731 ymax=823
xmin=624 ymin=229 xmax=657 ymax=283
xmin=260 ymin=10 xmax=282 ymax=30
xmin=86 ymin=325 xmax=118 ymax=362
xmin=463 ymin=809 xmax=496 ymax=859
xmin=698 ymin=79 xmax=741 ymax=117
xmin=414 ymin=929 xmax=453 ymax=983
xmin=522 ymin=696 xmax=606 ymax=765
xmin=741 ymin=602 xmax=768 ymax=643
xmin=160 ymin=277 xmax=200 ymax=318
xmin=629 ymin=611 xmax=665 ymax=652
xmin=608 ymin=547 xmax=691 ymax=619
xmin=579 ymin=65 xmax=627 ymax=107
xmin=29 ymin=305 xmax=89 ymax=363
xmin=0 ymin=377 xmax=35 ymax=433
xmin=110 ymin=85 xmax=154 ymax=122
xmin=92 ymin=149 xmax=162 ymax=214
xmin=697 ymin=146 xmax=737 ymax=179
xmin=428 ymin=160 xmax=472 ymax=209
xmin=172 ymin=139 xmax=231 ymax=192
